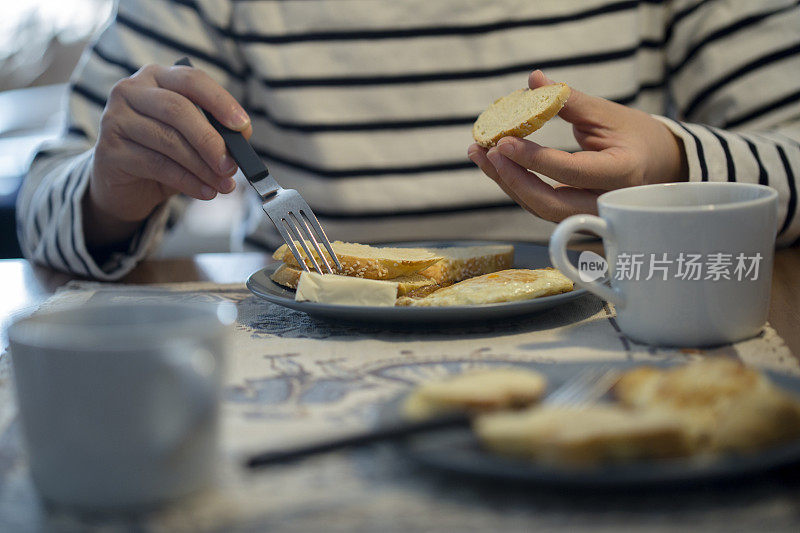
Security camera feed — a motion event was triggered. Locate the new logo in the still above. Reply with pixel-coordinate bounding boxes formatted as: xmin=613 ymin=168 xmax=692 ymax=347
xmin=578 ymin=251 xmax=608 ymax=282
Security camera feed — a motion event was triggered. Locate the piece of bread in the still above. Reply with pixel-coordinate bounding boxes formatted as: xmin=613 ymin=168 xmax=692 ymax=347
xmin=403 ymin=368 xmax=547 ymax=420
xmin=418 ymin=245 xmax=514 ymax=285
xmin=614 ymin=359 xmax=800 ymax=453
xmin=614 ymin=359 xmax=769 ymax=411
xmin=474 ymin=404 xmax=692 ymax=466
xmin=713 ymin=388 xmax=800 ymax=453
xmin=396 ymin=268 xmax=573 ymax=307
xmin=270 ymin=263 xmax=438 ymax=297
xmin=472 ymin=84 xmax=571 ymax=147
xmin=273 ymin=241 xmax=443 ymax=280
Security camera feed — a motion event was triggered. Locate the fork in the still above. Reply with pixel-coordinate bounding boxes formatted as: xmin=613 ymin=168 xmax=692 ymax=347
xmin=174 ymin=57 xmax=341 ymax=275
xmin=246 ymin=366 xmax=620 ymax=469
xmin=543 ymin=366 xmax=620 ymax=407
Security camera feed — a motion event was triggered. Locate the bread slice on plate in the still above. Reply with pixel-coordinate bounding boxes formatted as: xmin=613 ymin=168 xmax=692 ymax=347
xmin=396 ymin=268 xmax=573 ymax=307
xmin=614 ymin=359 xmax=768 ymax=411
xmin=273 ymin=241 xmax=442 ymax=279
xmin=474 ymin=404 xmax=692 ymax=466
xmin=418 ymin=245 xmax=514 ymax=285
xmin=472 ymin=83 xmax=571 ymax=147
xmin=614 ymin=358 xmax=800 ymax=453
xmin=403 ymin=368 xmax=547 ymax=420
xmin=713 ymin=387 xmax=800 ymax=453
xmin=270 ymin=263 xmax=438 ymax=297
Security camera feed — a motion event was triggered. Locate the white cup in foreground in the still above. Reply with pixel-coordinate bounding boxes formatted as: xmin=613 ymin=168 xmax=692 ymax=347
xmin=549 ymin=182 xmax=778 ymax=347
xmin=8 ymin=302 xmax=232 ymax=511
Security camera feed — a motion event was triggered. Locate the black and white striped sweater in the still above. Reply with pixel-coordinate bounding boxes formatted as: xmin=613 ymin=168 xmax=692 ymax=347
xmin=17 ymin=0 xmax=800 ymax=279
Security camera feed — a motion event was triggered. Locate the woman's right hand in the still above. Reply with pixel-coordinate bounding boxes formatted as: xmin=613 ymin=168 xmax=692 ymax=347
xmin=84 ymin=64 xmax=252 ymax=247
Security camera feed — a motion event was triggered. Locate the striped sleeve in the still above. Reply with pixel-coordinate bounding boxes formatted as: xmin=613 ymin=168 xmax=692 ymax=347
xmin=662 ymin=0 xmax=800 ymax=245
xmin=17 ymin=146 xmax=174 ymax=279
xmin=17 ymin=0 xmax=243 ymax=279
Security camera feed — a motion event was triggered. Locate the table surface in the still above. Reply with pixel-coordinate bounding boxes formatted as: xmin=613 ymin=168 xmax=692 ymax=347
xmin=2 ymin=246 xmax=799 ymax=355
xmin=1 ymin=247 xmax=800 ymax=532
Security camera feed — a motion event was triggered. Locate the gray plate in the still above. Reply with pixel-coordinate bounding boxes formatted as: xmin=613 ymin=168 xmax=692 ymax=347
xmin=384 ymin=360 xmax=800 ymax=488
xmin=246 ymin=241 xmax=588 ymax=323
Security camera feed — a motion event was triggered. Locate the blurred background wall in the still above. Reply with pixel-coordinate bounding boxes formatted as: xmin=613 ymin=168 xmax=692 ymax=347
xmin=0 ymin=0 xmax=113 ymax=92
xmin=0 ymin=0 xmax=245 ymax=261
xmin=0 ymin=0 xmax=113 ymax=258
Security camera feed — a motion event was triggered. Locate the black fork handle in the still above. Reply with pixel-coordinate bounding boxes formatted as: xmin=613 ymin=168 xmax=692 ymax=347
xmin=246 ymin=413 xmax=471 ymax=469
xmin=173 ymin=57 xmax=270 ymax=184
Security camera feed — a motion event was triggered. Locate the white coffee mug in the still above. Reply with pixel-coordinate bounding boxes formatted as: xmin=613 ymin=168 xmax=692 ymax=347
xmin=549 ymin=182 xmax=778 ymax=347
xmin=8 ymin=302 xmax=232 ymax=511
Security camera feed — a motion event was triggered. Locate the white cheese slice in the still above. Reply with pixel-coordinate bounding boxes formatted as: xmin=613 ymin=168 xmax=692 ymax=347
xmin=295 ymin=271 xmax=398 ymax=306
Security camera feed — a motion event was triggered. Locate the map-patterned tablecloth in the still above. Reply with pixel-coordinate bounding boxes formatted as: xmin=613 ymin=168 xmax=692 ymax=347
xmin=0 ymin=281 xmax=798 ymax=532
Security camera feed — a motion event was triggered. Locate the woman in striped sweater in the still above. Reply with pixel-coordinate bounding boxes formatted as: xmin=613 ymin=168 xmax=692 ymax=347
xmin=17 ymin=0 xmax=800 ymax=279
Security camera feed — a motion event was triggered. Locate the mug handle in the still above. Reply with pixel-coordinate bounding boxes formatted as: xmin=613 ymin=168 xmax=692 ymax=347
xmin=548 ymin=214 xmax=625 ymax=308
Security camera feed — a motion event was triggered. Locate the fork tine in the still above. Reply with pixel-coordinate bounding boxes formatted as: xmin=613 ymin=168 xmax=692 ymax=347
xmin=546 ymin=368 xmax=594 ymax=404
xmin=575 ymin=368 xmax=618 ymax=407
xmin=570 ymin=369 xmax=618 ymax=409
xmin=291 ymin=211 xmax=334 ymax=274
xmin=546 ymin=366 xmax=618 ymax=407
xmin=300 ymin=208 xmax=342 ymax=271
xmin=283 ymin=217 xmax=325 ymax=274
xmin=271 ymin=218 xmax=310 ymax=273
xmin=587 ymin=369 xmax=620 ymax=398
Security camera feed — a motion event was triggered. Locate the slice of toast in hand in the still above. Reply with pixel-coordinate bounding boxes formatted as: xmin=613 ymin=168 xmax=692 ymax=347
xmin=472 ymin=83 xmax=571 ymax=147
xmin=273 ymin=241 xmax=443 ymax=279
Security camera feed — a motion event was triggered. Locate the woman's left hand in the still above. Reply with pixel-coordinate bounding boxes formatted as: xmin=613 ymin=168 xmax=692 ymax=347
xmin=468 ymin=70 xmax=688 ymax=222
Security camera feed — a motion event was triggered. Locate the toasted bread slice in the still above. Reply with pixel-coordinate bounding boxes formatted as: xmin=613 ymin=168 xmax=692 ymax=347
xmin=713 ymin=388 xmax=800 ymax=453
xmin=273 ymin=241 xmax=442 ymax=279
xmin=396 ymin=268 xmax=573 ymax=307
xmin=614 ymin=359 xmax=800 ymax=453
xmin=418 ymin=245 xmax=514 ymax=285
xmin=614 ymin=359 xmax=769 ymax=411
xmin=472 ymin=84 xmax=571 ymax=147
xmin=270 ymin=263 xmax=438 ymax=297
xmin=474 ymin=404 xmax=692 ymax=466
xmin=403 ymin=368 xmax=547 ymax=420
